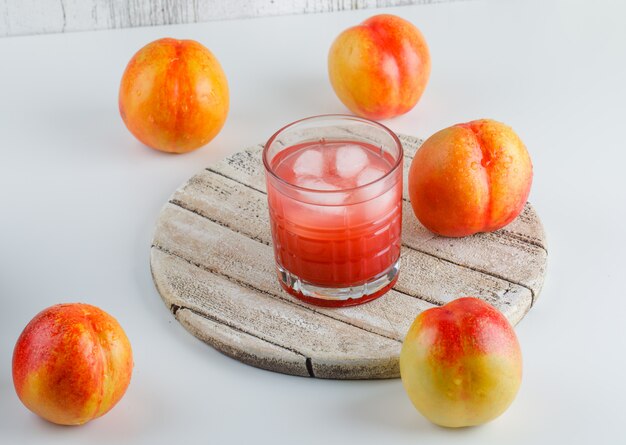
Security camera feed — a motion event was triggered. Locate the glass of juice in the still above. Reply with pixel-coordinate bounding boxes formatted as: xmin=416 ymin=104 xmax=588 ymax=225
xmin=263 ymin=115 xmax=403 ymax=307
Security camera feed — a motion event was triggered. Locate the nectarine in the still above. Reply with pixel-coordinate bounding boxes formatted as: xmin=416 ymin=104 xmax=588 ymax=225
xmin=119 ymin=37 xmax=229 ymax=153
xmin=400 ymin=297 xmax=522 ymax=427
xmin=408 ymin=119 xmax=532 ymax=237
xmin=13 ymin=303 xmax=133 ymax=425
xmin=328 ymin=14 xmax=430 ymax=120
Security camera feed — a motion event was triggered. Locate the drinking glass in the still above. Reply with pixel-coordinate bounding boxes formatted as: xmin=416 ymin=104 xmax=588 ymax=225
xmin=263 ymin=115 xmax=403 ymax=307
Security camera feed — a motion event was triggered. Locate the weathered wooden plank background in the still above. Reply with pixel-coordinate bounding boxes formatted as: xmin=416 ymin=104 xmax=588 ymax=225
xmin=0 ymin=0 xmax=459 ymax=37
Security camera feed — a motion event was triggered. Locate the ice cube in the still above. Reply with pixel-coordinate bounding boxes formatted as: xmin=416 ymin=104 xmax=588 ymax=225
xmin=297 ymin=177 xmax=339 ymax=191
xmin=293 ymin=149 xmax=324 ymax=177
xmin=355 ymin=166 xmax=388 ymax=201
xmin=358 ymin=187 xmax=400 ymax=221
xmin=356 ymin=166 xmax=386 ymax=187
xmin=335 ymin=144 xmax=369 ymax=178
xmin=296 ymin=177 xmax=346 ymax=206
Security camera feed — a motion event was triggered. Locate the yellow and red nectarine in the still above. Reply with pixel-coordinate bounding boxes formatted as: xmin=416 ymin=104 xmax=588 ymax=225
xmin=400 ymin=297 xmax=522 ymax=427
xmin=328 ymin=14 xmax=431 ymax=120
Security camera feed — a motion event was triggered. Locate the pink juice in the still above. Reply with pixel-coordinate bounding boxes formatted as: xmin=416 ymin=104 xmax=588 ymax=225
xmin=266 ymin=140 xmax=402 ymax=305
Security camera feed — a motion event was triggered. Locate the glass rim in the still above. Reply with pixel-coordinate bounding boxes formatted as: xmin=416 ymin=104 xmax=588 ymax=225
xmin=262 ymin=114 xmax=404 ymax=194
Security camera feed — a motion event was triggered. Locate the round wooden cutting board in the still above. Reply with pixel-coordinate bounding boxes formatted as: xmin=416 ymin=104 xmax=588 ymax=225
xmin=150 ymin=134 xmax=547 ymax=380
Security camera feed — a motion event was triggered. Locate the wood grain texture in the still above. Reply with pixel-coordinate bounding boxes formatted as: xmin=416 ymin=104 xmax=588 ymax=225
xmin=0 ymin=0 xmax=458 ymax=37
xmin=150 ymin=134 xmax=547 ymax=379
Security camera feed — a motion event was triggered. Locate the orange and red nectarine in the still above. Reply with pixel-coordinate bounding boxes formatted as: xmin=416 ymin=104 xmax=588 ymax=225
xmin=12 ymin=303 xmax=133 ymax=425
xmin=119 ymin=37 xmax=229 ymax=153
xmin=408 ymin=119 xmax=533 ymax=237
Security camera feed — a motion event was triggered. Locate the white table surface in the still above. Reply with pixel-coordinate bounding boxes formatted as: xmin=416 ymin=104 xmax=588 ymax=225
xmin=1 ymin=0 xmax=625 ymax=443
